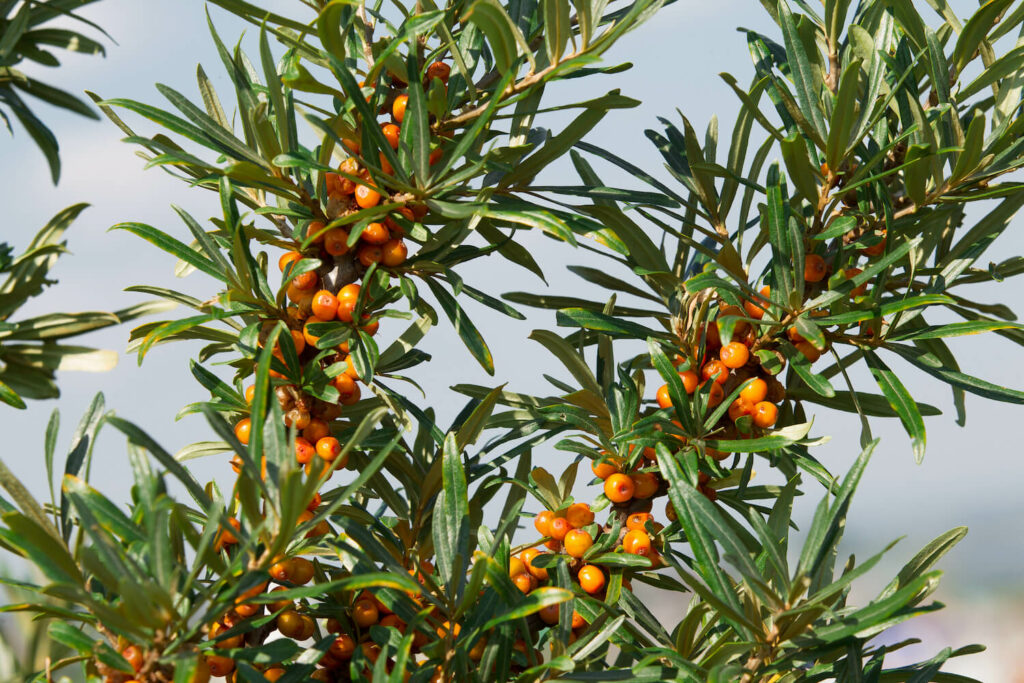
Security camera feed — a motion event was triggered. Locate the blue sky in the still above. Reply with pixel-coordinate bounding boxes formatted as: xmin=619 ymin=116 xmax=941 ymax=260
xmin=1 ymin=0 xmax=1023 ymax=677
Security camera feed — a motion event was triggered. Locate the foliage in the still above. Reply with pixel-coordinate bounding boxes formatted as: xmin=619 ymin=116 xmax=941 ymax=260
xmin=2 ymin=0 xmax=1024 ymax=681
xmin=0 ymin=0 xmax=108 ymax=183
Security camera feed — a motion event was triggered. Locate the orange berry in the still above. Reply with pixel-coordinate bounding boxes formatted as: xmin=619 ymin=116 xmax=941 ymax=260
xmin=359 ymin=314 xmax=379 ymax=337
xmin=571 ymin=611 xmax=586 ymax=630
xmin=539 ymin=604 xmax=560 ymax=625
xmin=796 ymin=340 xmax=822 ymax=363
xmin=323 ymin=228 xmax=350 ymax=256
xmin=264 ymin=667 xmax=287 ymax=681
xmin=283 ymin=410 xmax=311 ymax=430
xmin=740 ymin=378 xmax=768 ymax=404
xmin=520 ymin=548 xmax=548 ymax=581
xmin=577 ymin=565 xmax=605 ymax=594
xmin=381 ymin=123 xmax=400 ymax=150
xmin=316 ymin=436 xmax=342 ymax=462
xmin=622 ymin=529 xmax=652 ymax=556
xmin=702 ymin=360 xmax=729 ymax=385
xmin=352 ymin=599 xmax=379 ymax=628
xmin=626 ymin=512 xmax=653 ymax=531
xmin=720 ymin=342 xmax=749 ymax=369
xmin=426 ymin=61 xmax=451 ymax=83
xmin=429 ymin=147 xmax=443 ymax=165
xmin=534 ymin=510 xmax=554 ymax=536
xmin=744 ymin=286 xmax=770 ymax=320
xmin=205 ymin=655 xmax=235 ymax=677
xmin=302 ymin=316 xmax=324 ymax=347
xmin=342 ymin=354 xmax=359 ymax=380
xmin=342 ymin=138 xmax=361 ymax=155
xmin=844 ymin=268 xmax=868 ymax=296
xmin=804 ymin=254 xmax=827 ymax=282
xmin=656 ymin=384 xmax=673 ymax=409
xmin=862 ymin=230 xmax=886 ymax=257
xmin=303 ymin=418 xmax=331 ymax=443
xmin=122 ymin=645 xmax=144 ymax=672
xmin=355 ymin=183 xmax=381 ymax=209
xmin=294 ymin=437 xmax=315 ymax=465
xmin=244 ymin=385 xmax=255 ymax=404
xmin=311 ymin=290 xmax=339 ymax=320
xmin=512 ymin=572 xmax=536 ymax=594
xmin=214 ymin=517 xmax=241 ymax=551
xmin=278 ymin=251 xmax=301 ymax=273
xmin=751 ymin=401 xmax=779 ymax=429
xmin=361 ymin=222 xmax=390 ymax=245
xmin=631 ymin=472 xmax=659 ymax=499
xmin=336 ymin=299 xmax=356 ymax=323
xmin=277 ymin=609 xmax=305 ymax=638
xmin=357 ymin=243 xmax=383 ymax=267
xmin=566 ymin=503 xmax=595 ymax=529
xmin=708 ymin=382 xmax=725 ymax=407
xmin=337 ymin=283 xmax=360 ymax=302
xmin=234 ymin=418 xmax=251 ymax=445
xmin=381 ymin=238 xmax=408 ymax=267
xmin=591 ymin=457 xmax=621 ymax=480
xmin=331 ymin=634 xmax=356 ymax=659
xmin=292 ymin=269 xmax=318 ymax=291
xmin=336 ymin=375 xmax=361 ymax=406
xmin=392 ymin=94 xmax=408 ymax=123
xmin=509 ymin=555 xmax=526 ymax=577
xmin=548 ymin=516 xmax=570 ymax=541
xmin=604 ymin=473 xmax=635 ymax=504
xmin=680 ymin=370 xmax=699 ymax=393
xmin=563 ymin=529 xmax=593 ymax=558
xmin=728 ymin=398 xmax=753 ymax=422
xmin=306 ymin=220 xmax=326 ymax=244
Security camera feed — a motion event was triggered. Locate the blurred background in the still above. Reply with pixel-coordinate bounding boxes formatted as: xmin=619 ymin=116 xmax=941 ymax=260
xmin=1 ymin=0 xmax=1022 ymax=679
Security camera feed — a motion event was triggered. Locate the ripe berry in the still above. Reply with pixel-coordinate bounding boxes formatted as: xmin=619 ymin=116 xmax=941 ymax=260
xmin=291 ymin=269 xmax=318 ymax=291
xmin=563 ymin=529 xmax=593 ymax=558
xmin=548 ymin=516 xmax=570 ymax=541
xmin=381 ymin=238 xmax=408 ymax=267
xmin=591 ymin=457 xmax=621 ymax=480
xmin=740 ymin=377 xmax=768 ymax=404
xmin=303 ymin=418 xmax=331 ymax=443
xmin=656 ymin=384 xmax=673 ymax=409
xmin=679 ymin=370 xmax=699 ymax=393
xmin=509 ymin=556 xmax=526 ymax=577
xmin=566 ymin=503 xmax=594 ymax=528
xmin=626 ymin=512 xmax=653 ymax=531
xmin=702 ymin=360 xmax=729 ymax=385
xmin=426 ymin=61 xmax=451 ymax=83
xmin=512 ymin=572 xmax=536 ymax=594
xmin=311 ymin=290 xmax=339 ymax=320
xmin=631 ymin=472 xmax=659 ymax=499
xmin=381 ymin=123 xmax=400 ymax=150
xmin=331 ymin=634 xmax=356 ymax=659
xmin=796 ymin=340 xmax=822 ymax=363
xmin=290 ymin=558 xmax=314 ymax=585
xmin=520 ymin=548 xmax=548 ymax=580
xmin=361 ymin=222 xmax=390 ymax=245
xmin=708 ymin=382 xmax=725 ymax=407
xmin=622 ymin=529 xmax=652 ymax=556
xmin=604 ymin=473 xmax=635 ymax=503
xmin=277 ymin=610 xmax=305 ymax=638
xmin=264 ymin=668 xmax=286 ymax=681
xmin=844 ymin=268 xmax=868 ymax=296
xmin=234 ymin=418 xmax=251 ymax=445
xmin=862 ymin=230 xmax=886 ymax=257
xmin=355 ymin=184 xmax=381 ymax=209
xmin=804 ymin=254 xmax=827 ymax=282
xmin=392 ymin=94 xmax=408 ymax=123
xmin=316 ymin=436 xmax=342 ymax=462
xmin=335 ymin=374 xmax=361 ymax=406
xmin=534 ymin=510 xmax=554 ymax=536
xmin=744 ymin=286 xmax=770 ymax=320
xmin=751 ymin=401 xmax=778 ymax=428
xmin=122 ymin=645 xmax=144 ymax=672
xmin=720 ymin=342 xmax=749 ymax=369
xmin=577 ymin=565 xmax=605 ymax=594
xmin=294 ymin=438 xmax=315 ymax=465
xmin=728 ymin=399 xmax=752 ymax=422
xmin=323 ymin=228 xmax=350 ymax=256
xmin=571 ymin=611 xmax=586 ymax=629
xmin=539 ymin=604 xmax=559 ymax=625
xmin=279 ymin=251 xmax=301 ymax=273
xmin=352 ymin=599 xmax=379 ymax=628
xmin=357 ymin=243 xmax=383 ymax=267
xmin=205 ymin=655 xmax=235 ymax=677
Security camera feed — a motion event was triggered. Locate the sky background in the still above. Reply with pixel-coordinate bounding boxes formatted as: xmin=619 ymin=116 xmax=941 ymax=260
xmin=1 ymin=0 xmax=1023 ymax=678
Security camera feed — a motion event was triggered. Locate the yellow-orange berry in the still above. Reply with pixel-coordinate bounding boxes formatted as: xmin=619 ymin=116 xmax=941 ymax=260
xmin=381 ymin=238 xmax=408 ymax=267
xmin=520 ymin=548 xmax=548 ymax=581
xmin=719 ymin=342 xmax=749 ymax=369
xmin=631 ymin=472 xmax=659 ymax=499
xmin=548 ymin=516 xmax=570 ymax=542
xmin=234 ymin=418 xmax=251 ymax=445
xmin=563 ymin=529 xmax=593 ymax=558
xmin=739 ymin=378 xmax=768 ymax=404
xmin=565 ymin=503 xmax=594 ymax=529
xmin=323 ymin=228 xmax=350 ymax=256
xmin=804 ymin=254 xmax=827 ymax=282
xmin=360 ymin=222 xmax=390 ymax=245
xmin=622 ymin=529 xmax=652 ymax=556
xmin=316 ymin=436 xmax=342 ymax=462
xmin=751 ymin=401 xmax=778 ymax=429
xmin=392 ymin=94 xmax=408 ymax=123
xmin=604 ymin=473 xmax=635 ymax=503
xmin=352 ymin=599 xmax=380 ymax=628
xmin=591 ymin=457 xmax=621 ymax=480
xmin=311 ymin=290 xmax=339 ymax=320
xmin=577 ymin=565 xmax=605 ymax=594
xmin=355 ymin=184 xmax=381 ymax=209
xmin=534 ymin=510 xmax=554 ymax=536
xmin=626 ymin=512 xmax=653 ymax=531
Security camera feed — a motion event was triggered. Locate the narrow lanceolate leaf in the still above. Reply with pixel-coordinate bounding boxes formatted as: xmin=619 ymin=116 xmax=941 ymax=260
xmin=424 ymin=279 xmax=494 ymax=375
xmin=655 ymin=443 xmax=751 ymax=638
xmin=765 ymin=163 xmax=795 ymax=300
xmin=864 ymin=351 xmax=926 ymax=462
xmin=777 ymin=0 xmax=827 ymax=139
xmin=433 ymin=433 xmax=469 ymax=589
xmin=112 ymin=223 xmax=227 ymax=282
xmin=541 ymin=0 xmax=571 ymax=63
xmin=882 ymin=526 xmax=967 ymax=598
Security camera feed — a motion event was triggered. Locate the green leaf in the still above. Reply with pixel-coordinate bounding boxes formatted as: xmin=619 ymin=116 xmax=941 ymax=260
xmin=950 ymin=0 xmax=1014 ymax=77
xmin=864 ymin=351 xmax=926 ymax=462
xmin=777 ymin=0 xmax=826 ymax=139
xmin=424 ymin=279 xmax=494 ymax=375
xmin=112 ymin=222 xmax=227 ymax=282
xmin=541 ymin=0 xmax=571 ymax=63
xmin=433 ymin=433 xmax=469 ymax=589
xmin=464 ymin=0 xmax=532 ymax=74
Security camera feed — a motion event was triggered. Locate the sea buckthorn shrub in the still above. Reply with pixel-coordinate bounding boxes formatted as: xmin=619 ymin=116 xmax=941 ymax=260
xmin=3 ymin=0 xmax=1024 ymax=681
